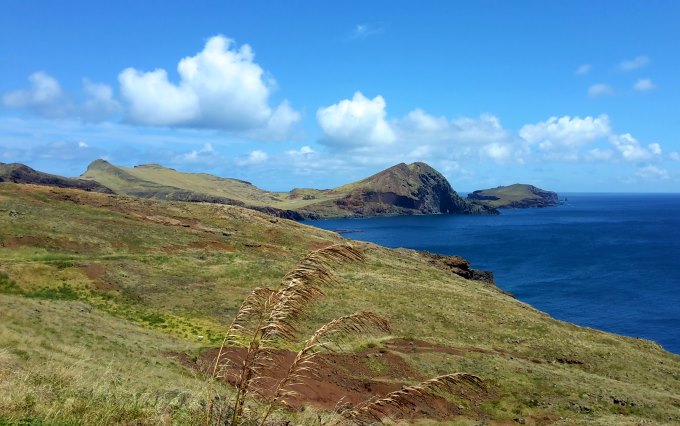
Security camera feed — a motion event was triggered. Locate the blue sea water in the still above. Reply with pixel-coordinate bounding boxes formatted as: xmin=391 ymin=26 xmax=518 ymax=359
xmin=305 ymin=194 xmax=680 ymax=354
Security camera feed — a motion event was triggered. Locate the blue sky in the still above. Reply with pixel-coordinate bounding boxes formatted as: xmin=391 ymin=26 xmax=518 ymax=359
xmin=1 ymin=1 xmax=679 ymax=192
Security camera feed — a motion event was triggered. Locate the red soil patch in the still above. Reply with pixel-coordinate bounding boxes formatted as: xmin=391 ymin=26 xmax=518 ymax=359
xmin=81 ymin=262 xmax=119 ymax=292
xmin=175 ymin=339 xmax=497 ymax=422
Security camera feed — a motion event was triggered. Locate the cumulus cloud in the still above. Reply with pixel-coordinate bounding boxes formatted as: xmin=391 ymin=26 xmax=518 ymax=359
xmin=633 ymin=78 xmax=656 ymax=92
xmin=610 ymin=133 xmax=661 ymax=162
xmin=588 ymin=83 xmax=614 ymax=97
xmin=618 ymin=55 xmax=650 ymax=71
xmin=82 ymin=79 xmax=121 ymax=121
xmin=670 ymin=152 xmax=680 ymax=161
xmin=316 ymin=93 xmax=533 ymax=165
xmin=236 ymin=149 xmax=268 ymax=166
xmin=575 ymin=64 xmax=591 ymax=75
xmin=636 ymin=165 xmax=669 ymax=180
xmin=520 ymin=115 xmax=611 ymax=150
xmin=317 ymin=92 xmax=396 ymax=148
xmin=2 ymin=71 xmax=70 ymax=118
xmin=118 ymin=35 xmax=299 ymax=136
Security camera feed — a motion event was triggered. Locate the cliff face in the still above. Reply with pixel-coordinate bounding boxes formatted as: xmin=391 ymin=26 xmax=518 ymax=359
xmin=300 ymin=162 xmax=498 ymax=217
xmin=0 ymin=162 xmax=113 ymax=193
xmin=467 ymin=184 xmax=558 ymax=209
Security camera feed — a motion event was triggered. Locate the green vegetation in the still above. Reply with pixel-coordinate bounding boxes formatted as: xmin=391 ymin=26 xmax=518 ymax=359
xmin=1 ymin=182 xmax=679 ymax=425
xmin=467 ymin=183 xmax=559 ymax=208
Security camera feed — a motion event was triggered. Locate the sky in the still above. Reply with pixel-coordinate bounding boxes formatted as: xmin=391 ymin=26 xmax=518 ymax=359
xmin=1 ymin=1 xmax=679 ymax=192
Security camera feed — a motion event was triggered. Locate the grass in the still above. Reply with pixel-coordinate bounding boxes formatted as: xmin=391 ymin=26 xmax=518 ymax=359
xmin=1 ymin=182 xmax=679 ymax=424
xmin=0 ymin=294 xmax=210 ymax=425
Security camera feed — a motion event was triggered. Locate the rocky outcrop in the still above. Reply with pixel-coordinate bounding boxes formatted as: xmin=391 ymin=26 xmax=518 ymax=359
xmin=420 ymin=252 xmax=496 ymax=285
xmin=467 ymin=184 xmax=558 ymax=209
xmin=0 ymin=162 xmax=113 ymax=193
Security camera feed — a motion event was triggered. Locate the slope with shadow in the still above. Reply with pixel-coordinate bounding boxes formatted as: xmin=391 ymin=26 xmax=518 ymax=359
xmin=0 ymin=162 xmax=113 ymax=193
xmin=81 ymin=159 xmax=497 ymax=218
xmin=468 ymin=183 xmax=559 ymax=208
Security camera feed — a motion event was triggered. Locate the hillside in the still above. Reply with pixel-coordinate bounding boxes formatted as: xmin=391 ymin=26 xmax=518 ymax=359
xmin=0 ymin=162 xmax=112 ymax=193
xmin=81 ymin=159 xmax=497 ymax=218
xmin=1 ymin=182 xmax=679 ymax=425
xmin=467 ymin=184 xmax=559 ymax=208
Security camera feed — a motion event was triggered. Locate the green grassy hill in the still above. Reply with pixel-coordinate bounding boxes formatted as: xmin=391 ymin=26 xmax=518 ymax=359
xmin=81 ymin=160 xmax=496 ymax=218
xmin=1 ymin=183 xmax=679 ymax=425
xmin=467 ymin=184 xmax=559 ymax=209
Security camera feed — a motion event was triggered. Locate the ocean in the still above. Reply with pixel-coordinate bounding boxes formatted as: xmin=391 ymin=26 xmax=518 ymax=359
xmin=304 ymin=194 xmax=680 ymax=354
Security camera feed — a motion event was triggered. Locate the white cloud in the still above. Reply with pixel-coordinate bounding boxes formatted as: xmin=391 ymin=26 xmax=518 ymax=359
xmin=78 ymin=141 xmax=89 ymax=149
xmin=618 ymin=55 xmax=650 ymax=71
xmin=588 ymin=83 xmax=614 ymax=97
xmin=610 ymin=133 xmax=661 ymax=162
xmin=175 ymin=143 xmax=216 ymax=164
xmin=636 ymin=165 xmax=669 ymax=180
xmin=520 ymin=115 xmax=611 ymax=150
xmin=396 ymin=110 xmax=511 ymax=145
xmin=2 ymin=71 xmax=70 ymax=118
xmin=236 ymin=149 xmax=268 ymax=166
xmin=3 ymin=73 xmax=121 ymax=121
xmin=633 ymin=78 xmax=656 ymax=92
xmin=317 ymin=92 xmax=396 ymax=148
xmin=670 ymin=152 xmax=680 ymax=161
xmin=82 ymin=79 xmax=121 ymax=120
xmin=118 ymin=35 xmax=299 ymax=136
xmin=575 ymin=64 xmax=591 ymax=75
xmin=481 ymin=143 xmax=512 ymax=162
xmin=286 ymin=146 xmax=315 ymax=157
xmin=317 ymin=93 xmax=528 ymax=164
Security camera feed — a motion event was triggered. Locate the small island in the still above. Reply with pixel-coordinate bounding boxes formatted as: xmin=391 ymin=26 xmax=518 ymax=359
xmin=467 ymin=183 xmax=559 ymax=208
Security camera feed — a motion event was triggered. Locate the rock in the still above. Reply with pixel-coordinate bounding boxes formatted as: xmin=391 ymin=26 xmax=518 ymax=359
xmin=8 ymin=210 xmax=18 ymax=218
xmin=421 ymin=251 xmax=496 ymax=285
xmin=513 ymin=418 xmax=527 ymax=424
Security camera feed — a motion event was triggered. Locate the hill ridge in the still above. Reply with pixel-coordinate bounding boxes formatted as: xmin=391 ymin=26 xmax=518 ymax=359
xmin=82 ymin=159 xmax=497 ymax=218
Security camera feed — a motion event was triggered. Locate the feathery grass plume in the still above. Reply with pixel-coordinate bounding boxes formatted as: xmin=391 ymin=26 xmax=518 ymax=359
xmin=206 ymin=287 xmax=276 ymax=425
xmin=344 ymin=373 xmax=485 ymax=423
xmin=349 ymin=374 xmax=485 ymax=422
xmin=259 ymin=245 xmax=365 ymax=346
xmin=206 ymin=244 xmax=366 ymax=426
xmin=259 ymin=312 xmax=391 ymax=425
